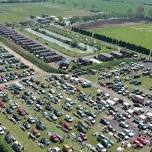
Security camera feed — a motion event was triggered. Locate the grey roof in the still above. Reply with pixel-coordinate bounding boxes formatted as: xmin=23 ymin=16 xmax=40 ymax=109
xmin=99 ymin=53 xmax=113 ymax=58
xmin=61 ymin=58 xmax=71 ymax=64
xmin=111 ymin=51 xmax=123 ymax=56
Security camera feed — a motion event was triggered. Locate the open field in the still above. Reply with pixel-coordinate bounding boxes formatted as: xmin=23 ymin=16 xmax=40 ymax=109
xmin=0 ymin=0 xmax=152 ymax=23
xmin=0 ymin=2 xmax=91 ymax=23
xmin=91 ymin=23 xmax=152 ymax=50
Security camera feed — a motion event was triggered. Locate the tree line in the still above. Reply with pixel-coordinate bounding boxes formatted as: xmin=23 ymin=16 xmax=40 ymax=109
xmin=72 ymin=27 xmax=151 ymax=56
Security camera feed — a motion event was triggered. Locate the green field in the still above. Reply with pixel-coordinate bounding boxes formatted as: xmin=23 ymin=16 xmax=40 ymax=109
xmin=0 ymin=0 xmax=152 ymax=23
xmin=0 ymin=2 xmax=90 ymax=23
xmin=91 ymin=23 xmax=152 ymax=49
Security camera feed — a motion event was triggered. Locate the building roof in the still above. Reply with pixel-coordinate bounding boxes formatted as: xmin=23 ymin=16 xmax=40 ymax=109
xmin=60 ymin=58 xmax=71 ymax=65
xmin=99 ymin=53 xmax=113 ymax=58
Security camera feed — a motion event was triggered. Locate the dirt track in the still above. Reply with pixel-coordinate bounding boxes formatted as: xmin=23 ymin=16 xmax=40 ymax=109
xmin=0 ymin=42 xmax=47 ymax=76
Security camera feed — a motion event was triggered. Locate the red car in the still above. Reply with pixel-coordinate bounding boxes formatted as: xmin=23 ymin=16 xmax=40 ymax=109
xmin=50 ymin=134 xmax=61 ymax=143
xmin=133 ymin=139 xmax=144 ymax=148
xmin=32 ymin=128 xmax=39 ymax=135
xmin=0 ymin=101 xmax=5 ymax=109
xmin=79 ymin=133 xmax=87 ymax=141
xmin=63 ymin=123 xmax=72 ymax=130
xmin=137 ymin=136 xmax=150 ymax=145
xmin=18 ymin=107 xmax=28 ymax=116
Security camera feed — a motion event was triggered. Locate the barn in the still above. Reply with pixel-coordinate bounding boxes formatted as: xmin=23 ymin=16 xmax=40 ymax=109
xmin=98 ymin=53 xmax=114 ymax=61
xmin=120 ymin=50 xmax=134 ymax=57
xmin=59 ymin=58 xmax=71 ymax=69
xmin=0 ymin=25 xmax=65 ymax=64
xmin=111 ymin=51 xmax=123 ymax=59
xmin=77 ymin=58 xmax=93 ymax=66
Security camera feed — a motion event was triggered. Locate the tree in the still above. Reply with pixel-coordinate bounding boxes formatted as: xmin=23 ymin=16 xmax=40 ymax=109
xmin=148 ymin=9 xmax=152 ymax=18
xmin=136 ymin=6 xmax=145 ymax=18
xmin=127 ymin=8 xmax=134 ymax=18
xmin=73 ymin=2 xmax=78 ymax=8
xmin=91 ymin=3 xmax=98 ymax=10
xmin=81 ymin=2 xmax=86 ymax=9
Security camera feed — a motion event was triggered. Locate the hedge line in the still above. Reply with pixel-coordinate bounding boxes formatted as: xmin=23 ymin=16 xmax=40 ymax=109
xmin=72 ymin=27 xmax=151 ymax=56
xmin=0 ymin=37 xmax=67 ymax=74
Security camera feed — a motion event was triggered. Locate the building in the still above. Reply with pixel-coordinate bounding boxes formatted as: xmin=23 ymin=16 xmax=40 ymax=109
xmin=0 ymin=25 xmax=64 ymax=64
xmin=98 ymin=53 xmax=114 ymax=61
xmin=77 ymin=58 xmax=93 ymax=66
xmin=44 ymin=55 xmax=63 ymax=63
xmin=111 ymin=51 xmax=123 ymax=59
xmin=120 ymin=50 xmax=134 ymax=57
xmin=59 ymin=58 xmax=71 ymax=69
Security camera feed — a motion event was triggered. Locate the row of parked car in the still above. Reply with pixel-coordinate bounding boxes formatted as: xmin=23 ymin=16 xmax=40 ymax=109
xmin=0 ymin=47 xmax=35 ymax=84
xmin=0 ymin=124 xmax=24 ymax=152
xmin=0 ymin=70 xmax=152 ymax=152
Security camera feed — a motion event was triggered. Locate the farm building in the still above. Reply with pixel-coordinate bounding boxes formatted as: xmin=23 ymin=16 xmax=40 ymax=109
xmin=38 ymin=51 xmax=56 ymax=58
xmin=30 ymin=46 xmax=46 ymax=52
xmin=59 ymin=58 xmax=71 ymax=69
xmin=98 ymin=53 xmax=114 ymax=61
xmin=20 ymin=41 xmax=36 ymax=47
xmin=120 ymin=50 xmax=134 ymax=57
xmin=77 ymin=58 xmax=93 ymax=66
xmin=111 ymin=51 xmax=123 ymax=58
xmin=44 ymin=55 xmax=63 ymax=63
xmin=0 ymin=25 xmax=65 ymax=64
xmin=33 ymin=49 xmax=51 ymax=55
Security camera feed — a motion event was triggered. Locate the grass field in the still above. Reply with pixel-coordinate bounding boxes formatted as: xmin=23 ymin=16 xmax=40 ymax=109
xmin=0 ymin=0 xmax=152 ymax=23
xmin=48 ymin=0 xmax=152 ymax=14
xmin=91 ymin=23 xmax=152 ymax=50
xmin=0 ymin=2 xmax=90 ymax=23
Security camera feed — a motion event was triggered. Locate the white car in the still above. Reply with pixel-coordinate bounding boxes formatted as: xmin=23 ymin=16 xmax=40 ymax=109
xmin=123 ymin=129 xmax=135 ymax=137
xmin=65 ymin=114 xmax=73 ymax=122
xmin=28 ymin=116 xmax=36 ymax=124
xmin=96 ymin=143 xmax=106 ymax=152
xmin=48 ymin=147 xmax=61 ymax=152
xmin=0 ymin=127 xmax=6 ymax=135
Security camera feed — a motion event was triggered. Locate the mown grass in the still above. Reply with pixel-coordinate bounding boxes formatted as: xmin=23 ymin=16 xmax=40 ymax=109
xmin=91 ymin=23 xmax=152 ymax=50
xmin=0 ymin=2 xmax=90 ymax=23
xmin=0 ymin=0 xmax=152 ymax=23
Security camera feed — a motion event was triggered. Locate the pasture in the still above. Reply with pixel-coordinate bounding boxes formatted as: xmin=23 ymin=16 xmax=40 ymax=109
xmin=0 ymin=2 xmax=90 ymax=23
xmin=91 ymin=23 xmax=152 ymax=50
xmin=0 ymin=0 xmax=152 ymax=23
